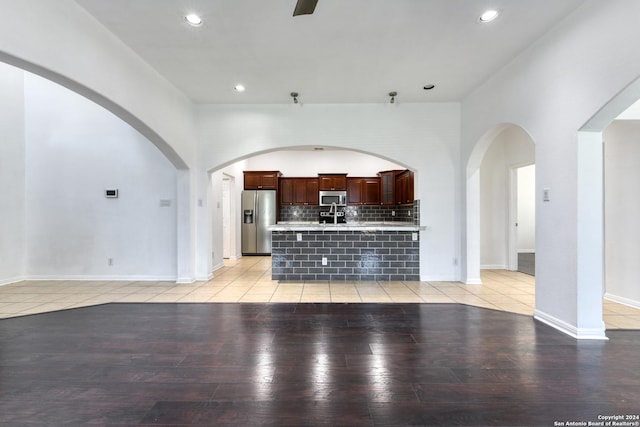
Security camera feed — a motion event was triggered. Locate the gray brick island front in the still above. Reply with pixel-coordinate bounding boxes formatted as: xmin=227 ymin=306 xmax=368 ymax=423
xmin=268 ymin=223 xmax=420 ymax=281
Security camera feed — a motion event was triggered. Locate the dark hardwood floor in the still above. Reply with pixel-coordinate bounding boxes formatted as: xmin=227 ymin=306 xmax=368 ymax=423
xmin=0 ymin=303 xmax=638 ymax=426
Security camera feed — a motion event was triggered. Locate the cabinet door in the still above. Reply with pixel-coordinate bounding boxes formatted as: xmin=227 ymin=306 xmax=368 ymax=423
xmin=279 ymin=178 xmax=294 ymax=205
xmin=379 ymin=171 xmax=394 ymax=205
xmin=395 ymin=172 xmax=406 ymax=205
xmin=292 ymin=179 xmax=307 ymax=204
xmin=318 ymin=174 xmax=347 ymax=191
xmin=259 ymin=172 xmax=278 ymax=189
xmin=331 ymin=175 xmax=347 ymax=190
xmin=305 ymin=179 xmax=319 ymax=205
xmin=347 ymin=178 xmax=363 ymax=205
xmin=394 ymin=170 xmax=414 ymax=205
xmin=406 ymin=171 xmax=414 ymax=203
xmin=244 ymin=171 xmax=280 ymax=190
xmin=362 ymin=178 xmax=381 ymax=205
xmin=244 ymin=173 xmax=261 ymax=189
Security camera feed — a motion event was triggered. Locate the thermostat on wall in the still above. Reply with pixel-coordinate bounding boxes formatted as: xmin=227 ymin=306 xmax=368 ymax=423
xmin=105 ymin=189 xmax=119 ymax=198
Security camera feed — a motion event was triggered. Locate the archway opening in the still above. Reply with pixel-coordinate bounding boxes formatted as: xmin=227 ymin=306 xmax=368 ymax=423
xmin=205 ymin=146 xmax=413 ymax=276
xmin=601 ymin=105 xmax=640 ymax=329
xmin=465 ymin=124 xmax=536 ymax=316
xmin=577 ymin=76 xmax=640 ymax=334
xmin=0 ymin=61 xmax=182 ymax=282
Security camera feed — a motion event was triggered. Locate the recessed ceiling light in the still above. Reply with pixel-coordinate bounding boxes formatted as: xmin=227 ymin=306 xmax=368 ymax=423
xmin=423 ymin=84 xmax=435 ymax=90
xmin=185 ymin=14 xmax=203 ymax=26
xmin=479 ymin=9 xmax=499 ymax=23
xmin=234 ymin=84 xmax=246 ymax=92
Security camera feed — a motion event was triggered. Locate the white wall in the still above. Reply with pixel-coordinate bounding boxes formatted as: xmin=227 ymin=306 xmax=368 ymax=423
xmin=243 ymin=150 xmax=403 ymax=176
xmin=0 ymin=0 xmax=196 ymax=169
xmin=604 ymin=120 xmax=640 ymax=308
xmin=24 ymin=72 xmax=178 ymax=280
xmin=0 ymin=63 xmax=26 ymax=285
xmin=479 ymin=126 xmax=534 ymax=269
xmin=198 ymin=103 xmax=461 ymax=280
xmin=517 ymin=165 xmax=536 ymax=253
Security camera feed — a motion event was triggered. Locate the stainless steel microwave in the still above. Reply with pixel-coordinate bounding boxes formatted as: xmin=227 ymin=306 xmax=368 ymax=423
xmin=319 ymin=190 xmax=347 ymax=206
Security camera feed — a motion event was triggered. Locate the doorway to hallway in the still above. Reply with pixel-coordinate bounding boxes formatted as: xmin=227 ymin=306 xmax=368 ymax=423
xmin=515 ymin=164 xmax=535 ymax=276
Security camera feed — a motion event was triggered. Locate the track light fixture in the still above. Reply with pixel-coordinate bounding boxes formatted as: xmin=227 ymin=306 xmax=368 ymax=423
xmin=291 ymin=92 xmax=299 ymax=104
xmin=389 ymin=91 xmax=397 ymax=104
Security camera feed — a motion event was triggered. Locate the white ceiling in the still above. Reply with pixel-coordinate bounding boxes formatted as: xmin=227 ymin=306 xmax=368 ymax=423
xmin=74 ymin=0 xmax=585 ymax=104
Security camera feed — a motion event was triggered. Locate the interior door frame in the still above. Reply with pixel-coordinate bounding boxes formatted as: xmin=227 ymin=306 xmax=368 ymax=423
xmin=508 ymin=162 xmax=535 ymax=271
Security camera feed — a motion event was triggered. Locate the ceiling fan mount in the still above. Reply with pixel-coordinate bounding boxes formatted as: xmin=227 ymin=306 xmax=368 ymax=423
xmin=293 ymin=0 xmax=318 ymax=16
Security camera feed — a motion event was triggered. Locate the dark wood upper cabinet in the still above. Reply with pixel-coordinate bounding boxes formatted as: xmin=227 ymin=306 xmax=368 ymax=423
xmin=244 ymin=171 xmax=281 ymax=190
xmin=246 ymin=169 xmax=412 ymax=207
xmin=378 ymin=170 xmax=399 ymax=205
xmin=279 ymin=178 xmax=295 ymax=205
xmin=280 ymin=177 xmax=318 ymax=205
xmin=363 ymin=178 xmax=381 ymax=205
xmin=394 ymin=169 xmax=414 ymax=205
xmin=347 ymin=177 xmax=380 ymax=205
xmin=318 ymin=174 xmax=347 ymax=191
xmin=302 ymin=178 xmax=319 ymax=205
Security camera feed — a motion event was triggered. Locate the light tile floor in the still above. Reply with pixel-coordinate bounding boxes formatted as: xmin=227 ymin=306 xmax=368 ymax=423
xmin=1 ymin=257 xmax=638 ymax=329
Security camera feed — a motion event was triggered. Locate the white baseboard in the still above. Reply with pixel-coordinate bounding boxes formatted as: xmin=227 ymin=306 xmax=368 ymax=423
xmin=604 ymin=293 xmax=640 ymax=310
xmin=0 ymin=275 xmax=27 ymax=286
xmin=534 ymin=309 xmax=608 ymax=340
xmin=517 ymin=250 xmax=535 ymax=254
xmin=480 ymin=264 xmax=507 ymax=270
xmin=196 ymin=262 xmax=225 ymax=281
xmin=464 ymin=278 xmax=483 ymax=285
xmin=420 ymin=274 xmax=459 ymax=282
xmin=26 ymin=274 xmax=178 ymax=282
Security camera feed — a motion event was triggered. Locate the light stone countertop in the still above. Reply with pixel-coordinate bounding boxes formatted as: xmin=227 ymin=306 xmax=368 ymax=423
xmin=269 ymin=221 xmax=420 ymax=231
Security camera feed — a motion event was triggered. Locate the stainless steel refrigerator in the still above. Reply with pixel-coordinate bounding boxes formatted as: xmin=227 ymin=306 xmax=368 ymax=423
xmin=241 ymin=190 xmax=277 ymax=255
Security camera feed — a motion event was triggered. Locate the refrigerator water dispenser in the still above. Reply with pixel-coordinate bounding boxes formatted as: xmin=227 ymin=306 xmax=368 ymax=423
xmin=244 ymin=210 xmax=254 ymax=224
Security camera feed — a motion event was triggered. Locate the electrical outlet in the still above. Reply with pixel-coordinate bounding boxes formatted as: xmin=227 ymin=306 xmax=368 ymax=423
xmin=392 ymin=210 xmax=395 ymax=216
xmin=412 ymin=232 xmax=418 ymax=241
xmin=322 ymin=257 xmax=328 ymax=266
xmin=408 ymin=210 xmax=412 ymax=217
xmin=297 ymin=233 xmax=302 ymax=241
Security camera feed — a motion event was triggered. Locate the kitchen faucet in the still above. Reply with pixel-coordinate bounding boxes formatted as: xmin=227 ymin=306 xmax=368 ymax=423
xmin=329 ymin=202 xmax=338 ymax=224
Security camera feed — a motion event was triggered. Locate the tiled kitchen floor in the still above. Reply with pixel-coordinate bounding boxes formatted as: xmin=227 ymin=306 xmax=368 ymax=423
xmin=0 ymin=256 xmax=638 ymax=329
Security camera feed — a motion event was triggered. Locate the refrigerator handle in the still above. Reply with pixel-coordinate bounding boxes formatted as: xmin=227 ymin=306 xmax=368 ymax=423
xmin=254 ymin=192 xmax=259 ymax=223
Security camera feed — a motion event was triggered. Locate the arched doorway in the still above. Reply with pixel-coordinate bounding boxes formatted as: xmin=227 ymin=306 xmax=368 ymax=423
xmin=205 ymin=147 xmax=411 ymax=277
xmin=601 ymin=108 xmax=640 ymax=329
xmin=465 ymin=124 xmax=536 ymax=315
xmin=0 ymin=62 xmax=184 ymax=281
xmin=465 ymin=124 xmax=535 ymax=283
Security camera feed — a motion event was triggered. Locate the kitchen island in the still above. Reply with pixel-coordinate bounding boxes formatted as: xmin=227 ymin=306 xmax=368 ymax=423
xmin=269 ymin=222 xmax=420 ymax=281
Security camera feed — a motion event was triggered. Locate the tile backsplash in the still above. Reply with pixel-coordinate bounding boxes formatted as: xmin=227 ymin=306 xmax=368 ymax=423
xmin=279 ymin=201 xmax=419 ymax=224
